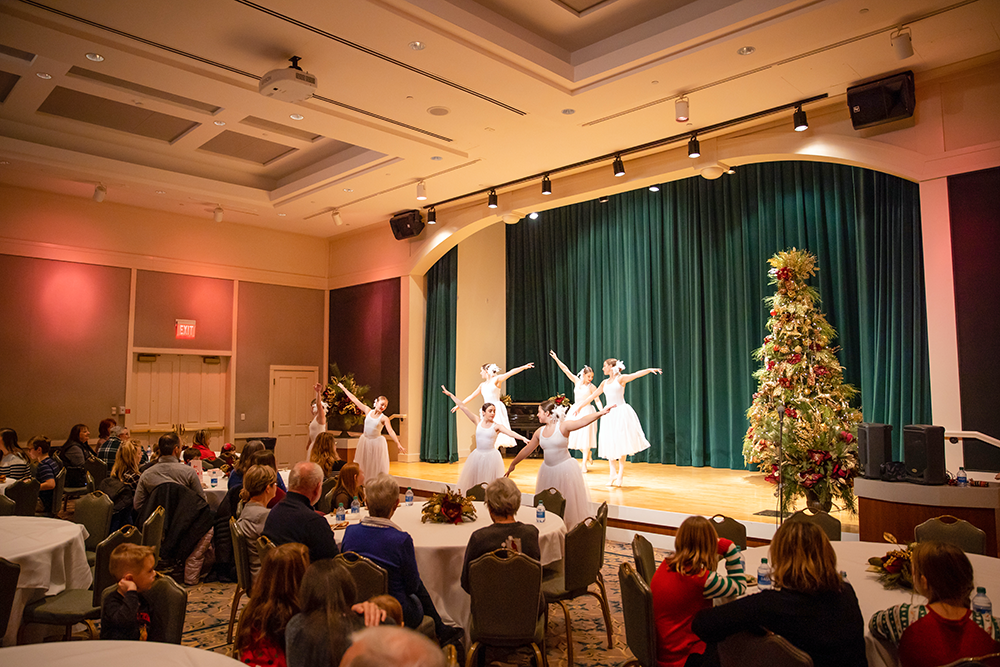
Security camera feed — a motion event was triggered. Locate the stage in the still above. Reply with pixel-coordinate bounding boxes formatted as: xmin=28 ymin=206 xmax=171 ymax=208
xmin=387 ymin=457 xmax=860 ymax=548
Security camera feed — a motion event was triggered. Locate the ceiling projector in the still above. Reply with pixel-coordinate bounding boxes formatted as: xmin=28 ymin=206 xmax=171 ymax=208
xmin=259 ymin=56 xmax=317 ymax=103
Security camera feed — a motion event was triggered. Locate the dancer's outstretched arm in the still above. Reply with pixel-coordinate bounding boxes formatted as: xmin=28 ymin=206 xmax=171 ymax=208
xmin=495 ymin=423 xmax=530 ymax=445
xmin=549 ymin=351 xmax=578 ymax=384
xmin=442 ymin=386 xmax=478 ymax=425
xmin=621 ymin=367 xmax=663 ymax=385
xmin=381 ymin=416 xmax=405 ymax=453
xmin=456 ymin=383 xmax=483 ymax=410
xmin=495 ymin=362 xmax=535 ymax=383
xmin=560 ymin=404 xmax=614 ymax=437
xmin=337 ymin=382 xmax=371 ymax=413
xmin=313 ymin=383 xmax=327 ymax=426
xmin=505 ymin=430 xmax=540 ymax=476
xmin=579 ymin=379 xmax=607 ymax=408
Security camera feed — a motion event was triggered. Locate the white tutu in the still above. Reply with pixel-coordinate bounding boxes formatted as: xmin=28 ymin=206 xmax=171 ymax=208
xmin=481 ymin=381 xmax=515 ymax=448
xmin=458 ymin=423 xmax=506 ymax=492
xmin=536 ymin=426 xmax=592 ymax=528
xmin=598 ymin=380 xmax=650 ymax=458
xmin=568 ymin=404 xmax=598 ymax=452
xmin=355 ymin=411 xmax=390 ymax=479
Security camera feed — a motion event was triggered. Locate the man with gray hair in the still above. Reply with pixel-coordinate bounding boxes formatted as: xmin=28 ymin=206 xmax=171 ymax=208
xmin=339 ymin=625 xmax=446 ymax=667
xmin=263 ymin=460 xmax=339 ymax=561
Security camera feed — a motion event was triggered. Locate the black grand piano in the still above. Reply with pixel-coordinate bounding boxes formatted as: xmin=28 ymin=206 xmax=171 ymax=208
xmin=505 ymin=401 xmax=543 ymax=458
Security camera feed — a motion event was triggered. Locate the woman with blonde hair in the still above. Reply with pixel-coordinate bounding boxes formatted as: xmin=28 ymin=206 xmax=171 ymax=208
xmin=237 ymin=464 xmax=278 ymax=578
xmin=651 ymin=516 xmax=746 ymax=667
xmin=692 ymin=520 xmax=866 ymax=667
xmin=329 ymin=462 xmax=364 ymax=512
xmin=100 ymin=439 xmax=143 ymax=530
xmin=870 ymin=541 xmax=1000 ymax=667
xmin=310 ymin=431 xmax=345 ymax=479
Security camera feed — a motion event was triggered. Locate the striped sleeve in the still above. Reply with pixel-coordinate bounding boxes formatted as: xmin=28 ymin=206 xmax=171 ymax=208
xmin=703 ymin=541 xmax=747 ymax=599
xmin=869 ymin=603 xmax=925 ymax=644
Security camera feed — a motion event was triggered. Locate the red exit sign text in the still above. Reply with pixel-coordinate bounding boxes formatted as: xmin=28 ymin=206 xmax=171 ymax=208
xmin=175 ymin=319 xmax=196 ymax=339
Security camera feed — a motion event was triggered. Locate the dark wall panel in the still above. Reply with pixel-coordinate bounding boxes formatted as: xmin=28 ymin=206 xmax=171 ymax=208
xmin=329 ymin=278 xmax=401 ymax=418
xmin=949 ymin=166 xmax=1000 ymax=440
xmin=134 ymin=270 xmax=233 ymax=350
xmin=0 ymin=254 xmax=130 ymax=440
xmin=236 ymin=282 xmax=325 ymax=433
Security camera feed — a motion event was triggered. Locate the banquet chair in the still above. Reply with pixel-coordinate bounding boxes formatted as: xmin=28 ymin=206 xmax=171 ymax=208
xmin=541 ymin=515 xmax=613 ymax=666
xmin=62 ymin=471 xmax=95 ymax=513
xmin=466 ymin=549 xmax=547 ymax=667
xmin=914 ymin=515 xmax=987 ymax=555
xmin=49 ymin=467 xmax=66 ymax=517
xmin=0 ymin=558 xmax=21 ymax=639
xmin=443 ymin=644 xmax=459 ymax=667
xmin=596 ymin=501 xmax=609 ymax=569
xmin=711 ymin=514 xmax=748 ymax=551
xmin=317 ymin=474 xmax=339 ymax=512
xmin=631 ymin=534 xmax=656 ymax=585
xmin=74 ymin=490 xmax=114 ymax=567
xmin=467 ymin=482 xmax=488 ymax=502
xmin=335 ymin=551 xmax=389 ymax=602
xmin=717 ymin=631 xmax=814 ymax=667
xmin=941 ymin=652 xmax=1000 ymax=667
xmin=618 ymin=561 xmax=656 ymax=667
xmin=144 ymin=574 xmax=188 ymax=643
xmin=533 ymin=488 xmax=566 ymax=520
xmin=256 ymin=535 xmax=275 ymax=563
xmin=0 ymin=492 xmax=16 ymax=516
xmin=786 ymin=508 xmax=841 ymax=542
xmin=4 ymin=477 xmax=40 ymax=516
xmin=142 ymin=505 xmax=166 ymax=567
xmin=84 ymin=457 xmax=109 ymax=489
xmin=227 ymin=517 xmax=252 ymax=643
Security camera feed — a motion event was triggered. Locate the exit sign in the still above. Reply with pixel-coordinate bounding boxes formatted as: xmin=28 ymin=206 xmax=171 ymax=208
xmin=175 ymin=319 xmax=196 ymax=339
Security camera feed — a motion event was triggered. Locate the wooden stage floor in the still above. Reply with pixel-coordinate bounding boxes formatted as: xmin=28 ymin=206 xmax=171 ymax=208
xmin=388 ymin=458 xmax=860 ymax=539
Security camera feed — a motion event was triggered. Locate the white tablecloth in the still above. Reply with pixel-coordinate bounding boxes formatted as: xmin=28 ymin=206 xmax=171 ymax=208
xmin=0 ymin=516 xmax=93 ymax=646
xmin=0 ymin=639 xmax=243 ymax=665
xmin=743 ymin=541 xmax=1000 ymax=667
xmin=333 ymin=501 xmax=566 ymax=628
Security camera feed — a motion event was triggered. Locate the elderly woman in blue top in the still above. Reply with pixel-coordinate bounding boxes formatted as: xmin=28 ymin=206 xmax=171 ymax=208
xmin=340 ymin=473 xmax=462 ymax=647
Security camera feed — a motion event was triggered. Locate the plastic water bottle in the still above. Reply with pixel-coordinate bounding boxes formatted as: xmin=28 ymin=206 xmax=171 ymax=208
xmin=536 ymin=501 xmax=546 ymax=524
xmin=405 ymin=488 xmax=414 ymax=506
xmin=973 ymin=587 xmax=992 ymax=615
xmin=957 ymin=467 xmax=969 ymax=487
xmin=350 ymin=496 xmax=361 ymax=515
xmin=210 ymin=476 xmax=218 ymax=488
xmin=757 ymin=558 xmax=772 ymax=590
xmin=335 ymin=503 xmax=346 ymax=522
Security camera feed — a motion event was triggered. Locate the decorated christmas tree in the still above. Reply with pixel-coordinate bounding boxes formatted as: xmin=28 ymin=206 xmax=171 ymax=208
xmin=743 ymin=249 xmax=863 ymax=514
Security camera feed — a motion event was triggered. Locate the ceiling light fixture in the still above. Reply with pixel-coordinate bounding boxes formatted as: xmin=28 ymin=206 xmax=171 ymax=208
xmin=332 ymin=210 xmax=344 ymax=226
xmin=289 ymin=113 xmax=304 ymax=121
xmin=598 ymin=196 xmax=609 ymax=203
xmin=409 ymin=41 xmax=425 ymax=51
xmin=649 ymin=184 xmax=660 ymax=192
xmin=528 ymin=212 xmax=539 ymax=220
xmin=85 ymin=53 xmax=105 ymax=62
xmin=688 ymin=136 xmax=701 ymax=158
xmin=213 ymin=206 xmax=224 ymax=222
xmin=612 ymin=155 xmax=625 ymax=177
xmin=278 ymin=213 xmax=286 ymax=217
xmin=427 ymin=207 xmax=436 ymax=224
xmin=93 ymin=184 xmax=107 ymax=203
xmin=155 ymin=190 xmax=166 ymax=194
xmin=891 ymin=27 xmax=914 ymax=60
xmin=793 ymin=106 xmax=809 ymax=132
xmin=737 ymin=46 xmax=756 ymax=56
xmin=416 ymin=181 xmax=427 ymax=201
xmin=487 ymin=189 xmax=498 ymax=209
xmin=541 ymin=174 xmax=552 ymax=195
xmin=214 ymin=120 xmax=226 ymax=126
xmin=675 ymin=97 xmax=690 ymax=122
xmin=36 ymin=72 xmax=52 ymax=80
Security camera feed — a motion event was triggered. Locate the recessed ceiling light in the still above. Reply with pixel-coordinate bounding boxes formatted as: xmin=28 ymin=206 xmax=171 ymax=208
xmin=86 ymin=53 xmax=104 ymax=62
xmin=427 ymin=106 xmax=450 ymax=116
xmin=343 ymin=188 xmax=353 ymax=193
xmin=737 ymin=46 xmax=756 ymax=56
xmin=155 ymin=190 xmax=166 ymax=194
xmin=289 ymin=113 xmax=304 ymax=121
xmin=0 ymin=160 xmax=10 ymax=165
xmin=278 ymin=213 xmax=286 ymax=217
xmin=214 ymin=120 xmax=226 ymax=126
xmin=528 ymin=212 xmax=539 ymax=220
xmin=561 ymin=109 xmax=575 ymax=115
xmin=409 ymin=41 xmax=425 ymax=51
xmin=651 ymin=80 xmax=659 ymax=85
xmin=484 ymin=127 xmax=495 ymax=132
xmin=430 ymin=156 xmax=443 ymax=161
xmin=859 ymin=8 xmax=869 ymax=14
xmin=36 ymin=72 xmax=52 ymax=80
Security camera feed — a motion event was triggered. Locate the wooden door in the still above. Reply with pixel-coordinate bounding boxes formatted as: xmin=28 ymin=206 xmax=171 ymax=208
xmin=269 ymin=366 xmax=317 ymax=466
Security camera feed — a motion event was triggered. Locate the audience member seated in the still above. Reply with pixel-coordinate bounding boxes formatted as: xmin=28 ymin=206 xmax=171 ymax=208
xmin=238 ymin=464 xmax=278 ymax=578
xmin=252 ymin=448 xmax=287 ymax=496
xmin=100 ymin=438 xmax=143 ymax=529
xmin=870 ymin=540 xmax=1000 ymax=667
xmin=190 ymin=429 xmax=220 ymax=467
xmin=341 ymin=472 xmax=461 ymax=646
xmin=310 ymin=432 xmax=346 ymax=479
xmin=340 ymin=626 xmax=447 ymax=667
xmin=61 ymin=423 xmax=96 ymax=487
xmin=218 ymin=442 xmax=238 ymax=470
xmin=460 ymin=477 xmax=540 ymax=593
xmin=182 ymin=446 xmax=202 ymax=466
xmin=691 ymin=520 xmax=866 ymax=667
xmin=235 ymin=542 xmax=310 ymax=667
xmin=285 ymin=559 xmax=390 ymax=667
xmin=96 ymin=418 xmax=116 ymax=450
xmin=97 ymin=425 xmax=147 ymax=470
xmin=27 ymin=435 xmax=61 ymax=515
xmin=0 ymin=428 xmax=31 ymax=481
xmin=651 ymin=515 xmax=746 ymax=667
xmin=329 ymin=462 xmax=365 ymax=512
xmin=133 ymin=432 xmax=206 ymax=511
xmin=100 ymin=543 xmax=158 ymax=640
xmin=229 ymin=440 xmax=265 ymax=491
xmin=263 ymin=461 xmax=339 ymax=562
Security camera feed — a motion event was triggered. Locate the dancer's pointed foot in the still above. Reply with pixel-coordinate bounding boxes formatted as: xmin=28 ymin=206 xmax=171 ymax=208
xmin=614 ymin=473 xmax=624 ymax=487
xmin=606 ymin=475 xmax=617 ymax=487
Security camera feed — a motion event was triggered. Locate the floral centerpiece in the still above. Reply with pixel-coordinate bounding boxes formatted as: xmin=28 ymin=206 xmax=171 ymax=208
xmin=322 ymin=363 xmax=370 ymax=436
xmin=421 ymin=487 xmax=477 ymax=524
xmin=867 ymin=534 xmax=915 ymax=590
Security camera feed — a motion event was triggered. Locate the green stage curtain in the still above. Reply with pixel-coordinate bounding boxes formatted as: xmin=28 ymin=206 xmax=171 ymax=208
xmin=506 ymin=161 xmax=931 ymax=467
xmin=421 ymin=247 xmax=459 ymax=462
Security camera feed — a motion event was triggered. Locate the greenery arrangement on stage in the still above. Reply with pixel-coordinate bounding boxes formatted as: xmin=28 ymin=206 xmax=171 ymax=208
xmin=867 ymin=535 xmax=914 ymax=590
xmin=422 ymin=487 xmax=477 ymax=524
xmin=323 ymin=363 xmax=371 ymax=434
xmin=743 ymin=248 xmax=863 ymax=514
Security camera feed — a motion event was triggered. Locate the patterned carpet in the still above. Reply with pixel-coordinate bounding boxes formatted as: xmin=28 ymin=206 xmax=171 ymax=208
xmin=182 ymin=539 xmax=669 ymax=666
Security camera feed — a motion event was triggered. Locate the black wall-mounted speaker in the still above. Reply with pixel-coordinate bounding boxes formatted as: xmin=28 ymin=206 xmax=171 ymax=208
xmin=847 ymin=71 xmax=915 ymax=130
xmin=858 ymin=423 xmax=893 ymax=479
xmin=904 ymin=424 xmax=947 ymax=485
xmin=389 ymin=209 xmax=425 ymax=240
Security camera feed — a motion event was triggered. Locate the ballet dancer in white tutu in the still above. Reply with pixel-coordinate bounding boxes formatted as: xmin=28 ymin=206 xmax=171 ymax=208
xmin=454 ymin=361 xmax=534 ymax=449
xmin=442 ymin=386 xmax=529 ymax=493
xmin=306 ymin=382 xmax=328 ymax=459
xmin=549 ymin=350 xmax=602 ymax=472
xmin=337 ymin=382 xmax=404 ymax=480
xmin=504 ymin=398 xmax=614 ymax=528
xmin=585 ymin=358 xmax=661 ymax=487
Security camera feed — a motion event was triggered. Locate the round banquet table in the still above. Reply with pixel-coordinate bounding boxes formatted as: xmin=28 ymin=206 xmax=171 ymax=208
xmin=743 ymin=540 xmax=1000 ymax=667
xmin=0 ymin=516 xmax=93 ymax=646
xmin=332 ymin=501 xmax=567 ymax=629
xmin=0 ymin=639 xmax=243 ymax=665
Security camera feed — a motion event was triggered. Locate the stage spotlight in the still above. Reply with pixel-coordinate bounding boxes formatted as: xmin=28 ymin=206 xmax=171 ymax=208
xmin=332 ymin=209 xmax=344 ymax=226
xmin=213 ymin=206 xmax=224 ymax=223
xmin=687 ymin=136 xmax=700 ymax=158
xmin=793 ymin=106 xmax=808 ymax=132
xmin=598 ymin=196 xmax=609 ymax=203
xmin=528 ymin=211 xmax=539 ymax=220
xmin=427 ymin=207 xmax=436 ymax=224
xmin=675 ymin=96 xmax=689 ymax=122
xmin=541 ymin=174 xmax=552 ymax=195
xmin=612 ymin=155 xmax=625 ymax=177
xmin=416 ymin=180 xmax=427 ymax=201
xmin=487 ymin=189 xmax=498 ymax=209
xmin=891 ymin=28 xmax=914 ymax=60
xmin=649 ymin=184 xmax=660 ymax=192
xmin=93 ymin=184 xmax=107 ymax=202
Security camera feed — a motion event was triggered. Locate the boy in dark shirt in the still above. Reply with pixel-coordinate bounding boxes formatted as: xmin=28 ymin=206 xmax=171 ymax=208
xmin=27 ymin=436 xmax=62 ymax=515
xmin=100 ymin=543 xmax=157 ymax=640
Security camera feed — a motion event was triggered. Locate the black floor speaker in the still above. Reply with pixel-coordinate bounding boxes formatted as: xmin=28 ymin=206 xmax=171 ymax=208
xmin=904 ymin=424 xmax=947 ymax=485
xmin=858 ymin=423 xmax=893 ymax=479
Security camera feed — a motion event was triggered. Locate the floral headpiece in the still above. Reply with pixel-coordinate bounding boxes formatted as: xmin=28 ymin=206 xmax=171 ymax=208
xmin=551 ymin=405 xmax=568 ymax=421
xmin=615 ymin=360 xmax=625 ymax=372
xmin=485 ymin=363 xmax=500 ymax=375
xmin=577 ymin=365 xmax=592 ymax=379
